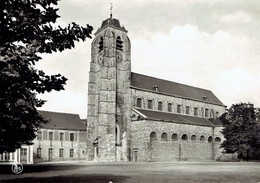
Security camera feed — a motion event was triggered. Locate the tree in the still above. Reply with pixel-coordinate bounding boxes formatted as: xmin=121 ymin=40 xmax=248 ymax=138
xmin=0 ymin=0 xmax=93 ymax=153
xmin=220 ymin=103 xmax=260 ymax=160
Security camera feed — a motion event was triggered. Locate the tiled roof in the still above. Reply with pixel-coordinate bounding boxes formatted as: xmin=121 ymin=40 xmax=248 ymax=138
xmin=131 ymin=72 xmax=224 ymax=106
xmin=38 ymin=111 xmax=86 ymax=131
xmin=208 ymin=118 xmax=222 ymax=126
xmin=134 ymin=108 xmax=221 ymax=127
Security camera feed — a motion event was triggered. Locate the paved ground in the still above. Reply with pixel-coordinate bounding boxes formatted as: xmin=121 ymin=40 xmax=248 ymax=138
xmin=0 ymin=161 xmax=260 ymax=183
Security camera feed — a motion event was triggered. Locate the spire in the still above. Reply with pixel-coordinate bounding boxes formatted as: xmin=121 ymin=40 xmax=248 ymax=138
xmin=110 ymin=3 xmax=113 ymax=18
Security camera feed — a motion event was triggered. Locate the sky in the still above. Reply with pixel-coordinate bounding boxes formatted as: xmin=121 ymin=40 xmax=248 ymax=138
xmin=36 ymin=0 xmax=260 ymax=119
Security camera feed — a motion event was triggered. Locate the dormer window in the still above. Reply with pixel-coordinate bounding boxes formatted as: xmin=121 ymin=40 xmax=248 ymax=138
xmin=98 ymin=37 xmax=103 ymax=52
xmin=116 ymin=36 xmax=123 ymax=50
xmin=153 ymin=85 xmax=158 ymax=91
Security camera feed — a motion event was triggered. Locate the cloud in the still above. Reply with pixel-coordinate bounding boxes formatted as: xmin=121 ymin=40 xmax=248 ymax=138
xmin=220 ymin=10 xmax=252 ymax=23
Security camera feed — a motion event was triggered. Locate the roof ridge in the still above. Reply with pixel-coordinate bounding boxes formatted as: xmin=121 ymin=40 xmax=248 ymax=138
xmin=131 ymin=72 xmax=212 ymax=92
xmin=38 ymin=110 xmax=79 ymax=116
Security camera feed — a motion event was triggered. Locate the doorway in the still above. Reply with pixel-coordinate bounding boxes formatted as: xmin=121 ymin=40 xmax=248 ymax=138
xmin=133 ymin=150 xmax=138 ymax=162
xmin=20 ymin=148 xmax=27 ymax=163
xmin=48 ymin=148 xmax=53 ymax=161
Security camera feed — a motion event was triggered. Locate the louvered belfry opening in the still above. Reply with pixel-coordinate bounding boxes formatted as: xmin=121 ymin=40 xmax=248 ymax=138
xmin=98 ymin=37 xmax=103 ymax=52
xmin=116 ymin=36 xmax=123 ymax=50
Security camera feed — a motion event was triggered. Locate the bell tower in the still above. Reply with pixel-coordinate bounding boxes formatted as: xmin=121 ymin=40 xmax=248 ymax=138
xmin=86 ymin=15 xmax=131 ymax=162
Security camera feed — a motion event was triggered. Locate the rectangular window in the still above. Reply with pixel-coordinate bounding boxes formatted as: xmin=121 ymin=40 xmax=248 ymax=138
xmin=70 ymin=133 xmax=74 ymax=141
xmin=49 ymin=132 xmax=53 ymax=141
xmin=70 ymin=149 xmax=74 ymax=158
xmin=5 ymin=152 xmax=10 ymax=160
xmin=37 ymin=148 xmax=41 ymax=158
xmin=60 ymin=133 xmax=64 ymax=141
xmin=59 ymin=148 xmax=64 ymax=158
xmin=37 ymin=131 xmax=42 ymax=140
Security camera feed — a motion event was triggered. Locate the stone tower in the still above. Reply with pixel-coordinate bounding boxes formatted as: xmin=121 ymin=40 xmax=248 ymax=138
xmin=87 ymin=15 xmax=131 ymax=162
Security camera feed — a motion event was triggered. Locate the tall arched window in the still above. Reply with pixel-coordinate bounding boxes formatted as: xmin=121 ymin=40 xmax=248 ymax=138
xmin=208 ymin=136 xmax=213 ymax=142
xmin=177 ymin=105 xmax=181 ymax=113
xmin=115 ymin=123 xmax=120 ymax=145
xmin=150 ymin=132 xmax=157 ymax=141
xmin=116 ymin=36 xmax=123 ymax=50
xmin=136 ymin=98 xmax=142 ymax=108
xmin=186 ymin=106 xmax=190 ymax=114
xmin=98 ymin=37 xmax=103 ymax=52
xmin=216 ymin=111 xmax=219 ymax=118
xmin=168 ymin=103 xmax=172 ymax=112
xmin=205 ymin=108 xmax=209 ymax=118
xmin=148 ymin=100 xmax=153 ymax=109
xmin=161 ymin=133 xmax=168 ymax=141
xmin=194 ymin=107 xmax=198 ymax=116
xmin=158 ymin=101 xmax=163 ymax=111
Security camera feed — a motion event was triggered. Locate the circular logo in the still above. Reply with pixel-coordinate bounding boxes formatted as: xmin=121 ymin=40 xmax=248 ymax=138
xmin=11 ymin=163 xmax=23 ymax=174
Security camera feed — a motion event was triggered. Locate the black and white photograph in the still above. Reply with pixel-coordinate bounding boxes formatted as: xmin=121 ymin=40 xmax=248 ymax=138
xmin=1 ymin=0 xmax=260 ymax=182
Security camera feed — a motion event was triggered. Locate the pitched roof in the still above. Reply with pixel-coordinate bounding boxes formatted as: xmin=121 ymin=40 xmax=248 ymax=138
xmin=131 ymin=72 xmax=224 ymax=106
xmin=133 ymin=108 xmax=221 ymax=127
xmin=38 ymin=111 xmax=86 ymax=131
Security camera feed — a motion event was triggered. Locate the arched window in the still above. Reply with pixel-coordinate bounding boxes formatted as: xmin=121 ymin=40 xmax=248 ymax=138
xmin=136 ymin=98 xmax=142 ymax=108
xmin=186 ymin=106 xmax=190 ymax=114
xmin=205 ymin=108 xmax=209 ymax=118
xmin=115 ymin=123 xmax=120 ymax=145
xmin=215 ymin=137 xmax=221 ymax=142
xmin=216 ymin=111 xmax=219 ymax=118
xmin=168 ymin=103 xmax=172 ymax=112
xmin=210 ymin=109 xmax=214 ymax=118
xmin=177 ymin=105 xmax=181 ymax=113
xmin=194 ymin=107 xmax=198 ymax=116
xmin=148 ymin=100 xmax=153 ymax=109
xmin=208 ymin=136 xmax=213 ymax=142
xmin=116 ymin=36 xmax=123 ymax=50
xmin=161 ymin=133 xmax=168 ymax=141
xmin=191 ymin=135 xmax=196 ymax=141
xmin=98 ymin=37 xmax=103 ymax=52
xmin=172 ymin=133 xmax=178 ymax=141
xmin=150 ymin=132 xmax=157 ymax=140
xmin=200 ymin=135 xmax=205 ymax=141
xmin=182 ymin=134 xmax=188 ymax=141
xmin=158 ymin=101 xmax=163 ymax=111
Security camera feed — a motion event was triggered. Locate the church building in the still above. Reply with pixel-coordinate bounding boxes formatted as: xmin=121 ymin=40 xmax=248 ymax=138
xmin=86 ymin=15 xmax=226 ymax=162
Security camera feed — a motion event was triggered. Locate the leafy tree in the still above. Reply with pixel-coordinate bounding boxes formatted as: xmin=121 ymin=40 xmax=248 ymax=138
xmin=220 ymin=103 xmax=260 ymax=160
xmin=0 ymin=0 xmax=93 ymax=153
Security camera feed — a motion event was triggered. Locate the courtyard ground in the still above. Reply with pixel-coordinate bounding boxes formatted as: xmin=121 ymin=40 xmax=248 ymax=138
xmin=0 ymin=161 xmax=260 ymax=183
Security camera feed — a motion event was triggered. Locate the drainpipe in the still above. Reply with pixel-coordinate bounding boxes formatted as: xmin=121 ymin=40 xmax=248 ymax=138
xmin=212 ymin=126 xmax=215 ymax=160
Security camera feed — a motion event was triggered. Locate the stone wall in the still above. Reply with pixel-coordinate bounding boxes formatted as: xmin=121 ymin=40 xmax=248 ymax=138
xmin=129 ymin=120 xmax=223 ymax=162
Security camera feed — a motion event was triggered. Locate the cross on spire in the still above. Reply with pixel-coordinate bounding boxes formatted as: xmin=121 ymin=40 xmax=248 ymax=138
xmin=110 ymin=3 xmax=113 ymax=18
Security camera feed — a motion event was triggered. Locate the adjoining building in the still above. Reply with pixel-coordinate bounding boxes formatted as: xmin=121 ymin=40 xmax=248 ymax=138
xmin=86 ymin=15 xmax=226 ymax=162
xmin=0 ymin=111 xmax=87 ymax=164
